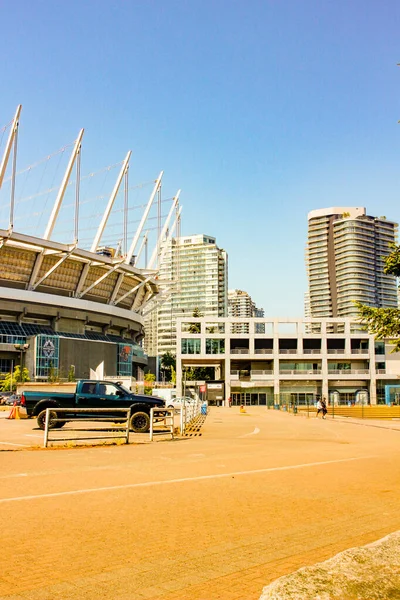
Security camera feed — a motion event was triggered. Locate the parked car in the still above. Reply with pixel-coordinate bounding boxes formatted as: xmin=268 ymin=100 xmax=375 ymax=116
xmin=0 ymin=392 xmax=13 ymax=405
xmin=166 ymin=396 xmax=197 ymax=409
xmin=4 ymin=394 xmax=22 ymax=406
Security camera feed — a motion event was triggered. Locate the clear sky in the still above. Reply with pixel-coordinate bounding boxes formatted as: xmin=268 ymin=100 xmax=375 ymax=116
xmin=1 ymin=0 xmax=399 ymax=316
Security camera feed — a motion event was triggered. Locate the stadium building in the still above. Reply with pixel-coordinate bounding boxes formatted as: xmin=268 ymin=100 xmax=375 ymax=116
xmin=0 ymin=106 xmax=181 ymax=381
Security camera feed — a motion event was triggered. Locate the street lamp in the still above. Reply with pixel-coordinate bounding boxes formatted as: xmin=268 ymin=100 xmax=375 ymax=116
xmin=14 ymin=343 xmax=30 ymax=372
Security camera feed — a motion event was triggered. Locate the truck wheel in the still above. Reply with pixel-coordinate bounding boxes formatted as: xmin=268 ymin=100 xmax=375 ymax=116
xmin=37 ymin=409 xmax=58 ymax=430
xmin=130 ymin=411 xmax=150 ymax=433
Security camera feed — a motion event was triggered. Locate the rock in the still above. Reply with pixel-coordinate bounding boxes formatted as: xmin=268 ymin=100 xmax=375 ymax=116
xmin=259 ymin=531 xmax=400 ymax=600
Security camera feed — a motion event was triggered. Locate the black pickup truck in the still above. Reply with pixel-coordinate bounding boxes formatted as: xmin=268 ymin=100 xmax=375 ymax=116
xmin=21 ymin=380 xmax=165 ymax=433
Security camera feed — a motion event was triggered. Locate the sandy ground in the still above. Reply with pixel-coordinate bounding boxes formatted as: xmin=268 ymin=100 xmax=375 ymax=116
xmin=0 ymin=407 xmax=399 ymax=600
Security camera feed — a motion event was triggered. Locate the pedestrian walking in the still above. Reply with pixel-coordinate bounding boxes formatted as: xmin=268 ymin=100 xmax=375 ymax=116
xmin=317 ymin=397 xmax=327 ymax=419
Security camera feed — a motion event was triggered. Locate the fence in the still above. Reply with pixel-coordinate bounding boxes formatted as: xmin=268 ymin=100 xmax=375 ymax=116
xmin=149 ymin=407 xmax=175 ymax=441
xmin=273 ymin=400 xmax=400 ymax=420
xmin=43 ymin=407 xmax=130 ymax=447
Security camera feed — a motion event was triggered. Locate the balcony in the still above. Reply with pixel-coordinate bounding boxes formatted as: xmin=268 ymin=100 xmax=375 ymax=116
xmin=351 ymin=349 xmax=369 ymax=354
xmin=251 ymin=370 xmax=274 ymax=379
xmin=279 ymin=349 xmax=298 ymax=354
xmin=376 ymin=369 xmax=386 ymax=374
xmin=254 ymin=348 xmax=273 ymax=354
xmin=328 ymin=369 xmax=370 ymax=375
xmin=303 ymin=349 xmax=321 ymax=354
xmin=279 ymin=370 xmax=322 ymax=376
xmin=327 ymin=348 xmax=346 ymax=354
xmin=231 ymin=348 xmax=249 ymax=355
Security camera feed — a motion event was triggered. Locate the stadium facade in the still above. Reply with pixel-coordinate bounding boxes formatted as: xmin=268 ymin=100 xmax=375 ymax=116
xmin=0 ymin=106 xmax=180 ymax=381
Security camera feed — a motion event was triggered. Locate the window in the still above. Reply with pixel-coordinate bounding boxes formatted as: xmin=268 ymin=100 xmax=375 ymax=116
xmin=181 ymin=338 xmax=201 ymax=354
xmin=117 ymin=344 xmax=133 ymax=377
xmin=35 ymin=335 xmax=60 ymax=378
xmin=99 ymin=383 xmax=120 ymax=396
xmin=81 ymin=382 xmax=97 ymax=394
xmin=206 ymin=339 xmax=225 ymax=354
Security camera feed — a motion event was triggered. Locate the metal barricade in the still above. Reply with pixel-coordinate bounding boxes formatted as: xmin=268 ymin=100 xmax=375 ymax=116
xmin=43 ymin=407 xmax=130 ymax=448
xmin=149 ymin=407 xmax=175 ymax=441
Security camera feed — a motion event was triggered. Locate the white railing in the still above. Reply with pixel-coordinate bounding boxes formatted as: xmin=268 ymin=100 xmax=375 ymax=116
xmin=279 ymin=349 xmax=298 ymax=354
xmin=179 ymin=400 xmax=204 ymax=434
xmin=251 ymin=370 xmax=273 ymax=376
xmin=327 ymin=349 xmax=346 ymax=354
xmin=150 ymin=407 xmax=175 ymax=441
xmin=376 ymin=369 xmax=386 ymax=374
xmin=351 ymin=349 xmax=369 ymax=354
xmin=43 ymin=407 xmax=130 ymax=448
xmin=231 ymin=348 xmax=249 ymax=354
xmin=279 ymin=370 xmax=322 ymax=375
xmin=328 ymin=369 xmax=370 ymax=375
xmin=254 ymin=348 xmax=273 ymax=354
xmin=303 ymin=349 xmax=321 ymax=354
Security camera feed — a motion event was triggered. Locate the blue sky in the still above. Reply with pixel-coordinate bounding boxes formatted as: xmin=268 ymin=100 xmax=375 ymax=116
xmin=1 ymin=0 xmax=400 ymax=315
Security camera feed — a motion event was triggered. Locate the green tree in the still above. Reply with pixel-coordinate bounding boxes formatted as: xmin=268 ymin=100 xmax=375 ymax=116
xmin=357 ymin=243 xmax=400 ymax=351
xmin=47 ymin=362 xmax=60 ymax=383
xmin=188 ymin=307 xmax=203 ymax=333
xmin=144 ymin=372 xmax=156 ymax=395
xmin=160 ymin=352 xmax=176 ymax=382
xmin=68 ymin=365 xmax=76 ymax=382
xmin=1 ymin=365 xmax=30 ymax=392
xmin=184 ymin=366 xmax=214 ymax=381
xmin=170 ymin=365 xmax=176 ymax=385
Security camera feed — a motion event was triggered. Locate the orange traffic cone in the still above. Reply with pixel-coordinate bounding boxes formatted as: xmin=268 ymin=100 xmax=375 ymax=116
xmin=8 ymin=405 xmax=16 ymax=419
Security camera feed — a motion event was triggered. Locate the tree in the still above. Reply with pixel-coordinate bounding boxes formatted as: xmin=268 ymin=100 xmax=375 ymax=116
xmin=144 ymin=372 xmax=156 ymax=395
xmin=68 ymin=365 xmax=76 ymax=382
xmin=357 ymin=243 xmax=400 ymax=351
xmin=160 ymin=352 xmax=176 ymax=382
xmin=184 ymin=366 xmax=214 ymax=381
xmin=1 ymin=365 xmax=30 ymax=392
xmin=188 ymin=307 xmax=203 ymax=333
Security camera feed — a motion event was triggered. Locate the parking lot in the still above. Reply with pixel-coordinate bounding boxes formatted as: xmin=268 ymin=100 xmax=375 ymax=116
xmin=1 ymin=407 xmax=400 ymax=600
xmin=0 ymin=407 xmax=184 ymax=448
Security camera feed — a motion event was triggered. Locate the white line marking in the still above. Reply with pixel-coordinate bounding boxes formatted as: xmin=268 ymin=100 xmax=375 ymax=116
xmin=0 ymin=456 xmax=374 ymax=504
xmin=0 ymin=441 xmax=30 ymax=447
xmin=25 ymin=434 xmax=43 ymax=438
xmin=239 ymin=427 xmax=260 ymax=438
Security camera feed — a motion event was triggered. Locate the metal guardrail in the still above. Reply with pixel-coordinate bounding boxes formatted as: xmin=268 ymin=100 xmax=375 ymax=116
xmin=43 ymin=407 xmax=130 ymax=447
xmin=149 ymin=401 xmax=204 ymax=440
xmin=149 ymin=407 xmax=175 ymax=441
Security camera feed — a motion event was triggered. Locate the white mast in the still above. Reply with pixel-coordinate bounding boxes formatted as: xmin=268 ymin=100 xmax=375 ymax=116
xmin=125 ymin=171 xmax=163 ymax=265
xmin=44 ymin=129 xmax=84 ymax=240
xmin=91 ymin=150 xmax=131 ymax=253
xmin=0 ymin=104 xmax=21 ymax=191
xmin=147 ymin=189 xmax=181 ymax=269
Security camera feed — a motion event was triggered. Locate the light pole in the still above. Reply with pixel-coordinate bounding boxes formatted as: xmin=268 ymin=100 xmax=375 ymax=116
xmin=14 ymin=343 xmax=30 ymax=375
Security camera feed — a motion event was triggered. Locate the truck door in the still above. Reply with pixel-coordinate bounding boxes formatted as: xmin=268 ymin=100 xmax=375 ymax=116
xmin=75 ymin=382 xmax=100 ymax=408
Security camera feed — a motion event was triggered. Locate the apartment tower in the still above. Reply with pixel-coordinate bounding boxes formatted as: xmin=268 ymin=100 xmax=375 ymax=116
xmin=306 ymin=207 xmax=398 ymax=319
xmin=144 ymin=234 xmax=228 ymax=356
xmin=228 ymin=289 xmax=264 ymax=333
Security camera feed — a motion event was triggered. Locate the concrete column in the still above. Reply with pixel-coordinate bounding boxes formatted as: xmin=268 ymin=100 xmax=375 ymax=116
xmin=176 ymin=358 xmax=183 ymax=397
xmin=225 ymin=356 xmax=231 ymax=406
xmin=369 ymin=379 xmax=377 ymax=405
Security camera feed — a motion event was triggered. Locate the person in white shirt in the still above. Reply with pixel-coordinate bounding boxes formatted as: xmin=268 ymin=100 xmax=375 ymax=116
xmin=316 ymin=397 xmax=327 ymax=419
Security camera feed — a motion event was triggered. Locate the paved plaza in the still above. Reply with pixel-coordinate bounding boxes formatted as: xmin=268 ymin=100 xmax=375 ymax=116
xmin=0 ymin=408 xmax=400 ymax=599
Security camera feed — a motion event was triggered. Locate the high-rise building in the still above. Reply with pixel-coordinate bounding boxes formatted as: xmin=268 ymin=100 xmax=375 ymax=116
xmin=306 ymin=207 xmax=398 ymax=319
xmin=144 ymin=234 xmax=228 ymax=356
xmin=228 ymin=289 xmax=264 ymax=333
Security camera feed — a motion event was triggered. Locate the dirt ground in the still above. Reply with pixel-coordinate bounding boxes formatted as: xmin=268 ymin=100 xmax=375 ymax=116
xmin=0 ymin=407 xmax=399 ymax=600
